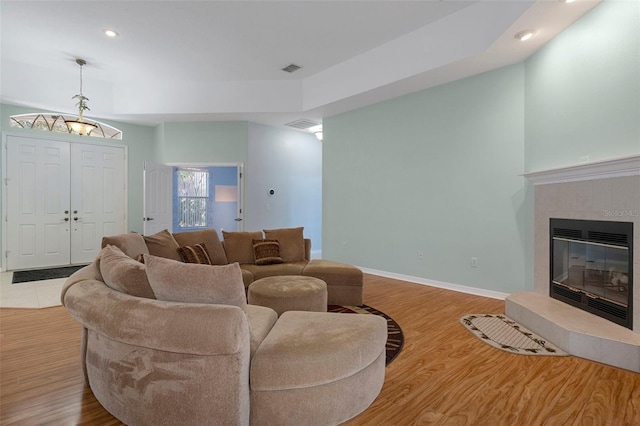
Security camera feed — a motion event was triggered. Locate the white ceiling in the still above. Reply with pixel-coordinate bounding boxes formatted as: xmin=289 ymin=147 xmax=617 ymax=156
xmin=1 ymin=0 xmax=601 ymax=131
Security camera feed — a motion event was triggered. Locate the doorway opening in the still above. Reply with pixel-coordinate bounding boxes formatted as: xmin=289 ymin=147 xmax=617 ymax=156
xmin=143 ymin=162 xmax=243 ymax=236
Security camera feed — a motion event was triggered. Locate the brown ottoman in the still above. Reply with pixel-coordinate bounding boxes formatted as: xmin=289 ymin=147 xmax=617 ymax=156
xmin=248 ymin=276 xmax=327 ymax=316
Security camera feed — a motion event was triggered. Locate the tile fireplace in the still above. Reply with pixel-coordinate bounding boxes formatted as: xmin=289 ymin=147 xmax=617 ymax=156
xmin=506 ymin=154 xmax=640 ymax=372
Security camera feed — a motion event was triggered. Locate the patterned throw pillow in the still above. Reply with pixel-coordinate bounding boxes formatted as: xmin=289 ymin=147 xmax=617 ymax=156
xmin=177 ymin=243 xmax=212 ymax=265
xmin=252 ymin=239 xmax=283 ymax=265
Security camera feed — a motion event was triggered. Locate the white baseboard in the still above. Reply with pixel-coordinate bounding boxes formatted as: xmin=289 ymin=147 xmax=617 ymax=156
xmin=359 ymin=267 xmax=509 ymax=300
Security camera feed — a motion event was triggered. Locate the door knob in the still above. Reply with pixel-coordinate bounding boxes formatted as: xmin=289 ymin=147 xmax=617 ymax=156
xmin=64 ymin=217 xmax=69 ymax=222
xmin=144 ymin=217 xmax=154 ymax=221
xmin=234 ymin=218 xmax=243 ymax=222
xmin=64 ymin=210 xmax=69 ymax=214
xmin=74 ymin=217 xmax=80 ymax=221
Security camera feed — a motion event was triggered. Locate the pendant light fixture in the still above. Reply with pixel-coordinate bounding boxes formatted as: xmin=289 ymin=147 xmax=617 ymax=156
xmin=65 ymin=58 xmax=97 ymax=135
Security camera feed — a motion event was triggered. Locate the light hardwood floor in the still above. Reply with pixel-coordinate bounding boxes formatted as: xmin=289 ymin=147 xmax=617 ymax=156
xmin=1 ymin=274 xmax=639 ymax=425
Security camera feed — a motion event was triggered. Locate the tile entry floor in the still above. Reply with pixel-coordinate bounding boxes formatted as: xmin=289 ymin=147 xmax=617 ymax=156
xmin=0 ymin=270 xmax=65 ymax=309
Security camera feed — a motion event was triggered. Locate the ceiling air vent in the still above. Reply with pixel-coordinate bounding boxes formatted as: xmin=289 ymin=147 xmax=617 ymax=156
xmin=281 ymin=63 xmax=302 ymax=73
xmin=285 ymin=119 xmax=320 ymax=130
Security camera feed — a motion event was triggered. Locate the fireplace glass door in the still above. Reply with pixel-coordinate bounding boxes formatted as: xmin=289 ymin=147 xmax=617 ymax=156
xmin=552 ymin=237 xmax=629 ymax=306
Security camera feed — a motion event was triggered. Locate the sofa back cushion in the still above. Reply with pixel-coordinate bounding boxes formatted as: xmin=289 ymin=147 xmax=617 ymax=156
xmin=173 ymin=229 xmax=228 ymax=265
xmin=263 ymin=227 xmax=305 ymax=262
xmin=99 ymin=245 xmax=156 ymax=299
xmin=222 ymin=231 xmax=263 ymax=264
xmin=143 ymin=229 xmax=182 ymax=261
xmin=101 ymin=233 xmax=149 ymax=259
xmin=144 ymin=255 xmax=247 ymax=311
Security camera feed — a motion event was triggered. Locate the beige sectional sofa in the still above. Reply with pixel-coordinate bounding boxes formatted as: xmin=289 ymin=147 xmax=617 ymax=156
xmin=61 ymin=228 xmax=385 ymax=425
xmin=144 ymin=226 xmax=363 ymax=306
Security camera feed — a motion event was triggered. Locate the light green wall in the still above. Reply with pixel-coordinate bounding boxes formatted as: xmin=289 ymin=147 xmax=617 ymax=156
xmin=156 ymin=121 xmax=248 ymax=164
xmin=154 ymin=120 xmax=249 ymax=225
xmin=323 ymin=64 xmax=527 ymax=293
xmin=0 ymin=103 xmax=156 ymax=234
xmin=323 ymin=0 xmax=638 ymax=295
xmin=525 ymin=0 xmax=640 ymax=172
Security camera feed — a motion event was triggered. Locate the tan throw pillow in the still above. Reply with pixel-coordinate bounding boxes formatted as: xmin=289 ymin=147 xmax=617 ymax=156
xmin=173 ymin=229 xmax=228 ymax=265
xmin=143 ymin=229 xmax=182 ymax=261
xmin=177 ymin=243 xmax=212 ymax=265
xmin=222 ymin=231 xmax=263 ymax=264
xmin=252 ymin=239 xmax=283 ymax=265
xmin=263 ymin=227 xmax=305 ymax=262
xmin=144 ymin=254 xmax=247 ymax=310
xmin=99 ymin=245 xmax=156 ymax=299
xmin=101 ymin=232 xmax=149 ymax=259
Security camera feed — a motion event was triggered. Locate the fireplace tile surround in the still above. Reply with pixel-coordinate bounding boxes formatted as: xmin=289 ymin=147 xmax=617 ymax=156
xmin=507 ymin=155 xmax=640 ymax=372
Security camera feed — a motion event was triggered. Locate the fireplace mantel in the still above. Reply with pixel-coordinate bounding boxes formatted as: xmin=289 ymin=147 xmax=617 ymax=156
xmin=523 ymin=154 xmax=640 ymax=185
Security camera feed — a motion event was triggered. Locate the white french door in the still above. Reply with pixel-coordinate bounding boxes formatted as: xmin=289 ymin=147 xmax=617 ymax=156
xmin=4 ymin=135 xmax=126 ymax=270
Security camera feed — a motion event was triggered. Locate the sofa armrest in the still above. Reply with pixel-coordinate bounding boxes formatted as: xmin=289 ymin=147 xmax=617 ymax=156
xmin=63 ymin=279 xmax=249 ymax=356
xmin=63 ymin=278 xmax=252 ymax=426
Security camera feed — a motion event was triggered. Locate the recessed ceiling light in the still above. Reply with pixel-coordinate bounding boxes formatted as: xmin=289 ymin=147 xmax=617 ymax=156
xmin=514 ymin=29 xmax=536 ymax=41
xmin=104 ymin=29 xmax=119 ymax=38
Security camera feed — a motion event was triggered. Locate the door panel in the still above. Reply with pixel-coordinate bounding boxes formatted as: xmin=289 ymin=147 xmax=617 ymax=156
xmin=143 ymin=162 xmax=173 ymax=235
xmin=70 ymin=144 xmax=126 ymax=264
xmin=6 ymin=136 xmax=71 ymax=269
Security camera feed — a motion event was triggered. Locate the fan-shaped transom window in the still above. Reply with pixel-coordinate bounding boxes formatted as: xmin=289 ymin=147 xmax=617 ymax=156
xmin=10 ymin=113 xmax=123 ymax=139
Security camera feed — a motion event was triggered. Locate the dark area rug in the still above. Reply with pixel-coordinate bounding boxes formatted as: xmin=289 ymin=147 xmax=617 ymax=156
xmin=328 ymin=304 xmax=404 ymax=366
xmin=12 ymin=265 xmax=88 ymax=284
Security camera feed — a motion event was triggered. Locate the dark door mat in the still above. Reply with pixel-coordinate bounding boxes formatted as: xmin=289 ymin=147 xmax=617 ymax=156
xmin=12 ymin=265 xmax=88 ymax=284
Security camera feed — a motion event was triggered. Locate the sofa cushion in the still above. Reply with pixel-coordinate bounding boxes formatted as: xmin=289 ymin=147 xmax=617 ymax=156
xmin=241 ymin=269 xmax=254 ymax=288
xmin=263 ymin=227 xmax=305 ymax=262
xmin=101 ymin=232 xmax=149 ymax=259
xmin=252 ymin=239 xmax=283 ymax=266
xmin=99 ymin=245 xmax=156 ymax=299
xmin=250 ymin=311 xmax=387 ymax=390
xmin=222 ymin=231 xmax=263 ymax=264
xmin=144 ymin=255 xmax=247 ymax=310
xmin=173 ymin=229 xmax=228 ymax=265
xmin=143 ymin=229 xmax=182 ymax=261
xmin=241 ymin=261 xmax=307 ymax=281
xmin=303 ymin=260 xmax=363 ymax=287
xmin=177 ymin=243 xmax=212 ymax=265
xmin=245 ymin=304 xmax=278 ymax=358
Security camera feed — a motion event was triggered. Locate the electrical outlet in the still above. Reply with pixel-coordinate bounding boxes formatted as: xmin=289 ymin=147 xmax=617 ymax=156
xmin=471 ymin=257 xmax=479 ymax=268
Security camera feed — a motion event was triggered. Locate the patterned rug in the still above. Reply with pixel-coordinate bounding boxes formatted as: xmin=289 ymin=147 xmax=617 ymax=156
xmin=328 ymin=305 xmax=404 ymax=366
xmin=460 ymin=314 xmax=567 ymax=356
